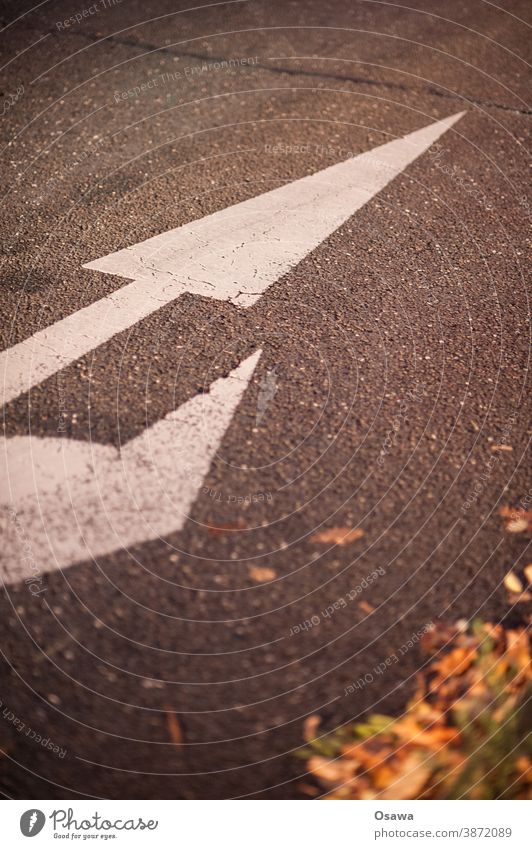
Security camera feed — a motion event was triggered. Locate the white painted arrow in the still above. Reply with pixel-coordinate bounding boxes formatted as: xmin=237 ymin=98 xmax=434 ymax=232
xmin=0 ymin=350 xmax=260 ymax=582
xmin=1 ymin=112 xmax=465 ymax=406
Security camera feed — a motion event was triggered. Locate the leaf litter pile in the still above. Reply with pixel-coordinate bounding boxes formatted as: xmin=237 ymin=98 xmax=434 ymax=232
xmin=301 ymin=620 xmax=531 ymax=799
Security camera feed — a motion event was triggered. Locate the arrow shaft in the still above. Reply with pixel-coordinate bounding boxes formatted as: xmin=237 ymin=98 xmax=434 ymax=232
xmin=1 ymin=113 xmax=464 ymax=406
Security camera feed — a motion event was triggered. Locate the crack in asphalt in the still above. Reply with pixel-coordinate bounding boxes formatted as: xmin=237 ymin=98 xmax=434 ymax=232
xmin=54 ymin=28 xmax=532 ymax=117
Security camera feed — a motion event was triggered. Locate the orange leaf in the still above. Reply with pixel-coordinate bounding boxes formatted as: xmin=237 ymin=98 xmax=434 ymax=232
xmin=431 ymin=647 xmax=476 ymax=680
xmin=310 ymin=527 xmax=364 ymax=546
xmin=373 ymin=763 xmax=400 ymax=789
xmin=248 ymin=565 xmax=277 ymax=582
xmin=307 ymin=755 xmax=356 ymax=786
xmin=377 ymin=754 xmax=431 ymax=800
xmin=504 ymin=630 xmax=531 ymax=675
xmin=303 ymin=714 xmax=321 ymax=742
xmin=205 ymin=518 xmax=247 ymax=536
xmin=342 ymin=740 xmax=392 ymax=769
xmin=164 ymin=706 xmax=183 ymax=746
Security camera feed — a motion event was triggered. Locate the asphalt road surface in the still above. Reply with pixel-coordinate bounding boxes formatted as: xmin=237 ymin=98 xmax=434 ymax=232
xmin=0 ymin=0 xmax=530 ymax=799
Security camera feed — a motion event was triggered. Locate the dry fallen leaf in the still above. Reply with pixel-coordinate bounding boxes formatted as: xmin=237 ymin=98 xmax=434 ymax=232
xmin=303 ymin=714 xmax=321 ymax=742
xmin=507 ymin=591 xmax=532 ymax=604
xmin=164 ymin=706 xmax=183 ymax=746
xmin=516 ymin=757 xmax=532 ymax=783
xmin=504 ymin=570 xmax=524 ymax=594
xmin=307 ymin=755 xmax=356 ymax=786
xmin=248 ymin=565 xmax=277 ymax=582
xmin=297 ymin=782 xmax=320 ymax=797
xmin=430 ymin=648 xmax=476 ymax=691
xmin=358 ymin=600 xmax=375 ymax=615
xmin=491 ymin=444 xmax=513 ymax=453
xmin=206 ymin=518 xmax=247 ymax=536
xmin=500 ymin=507 xmax=532 ymax=534
xmin=310 ymin=527 xmax=364 ymax=546
xmin=524 ymin=564 xmax=532 ymax=585
xmin=378 ymin=756 xmax=431 ymax=800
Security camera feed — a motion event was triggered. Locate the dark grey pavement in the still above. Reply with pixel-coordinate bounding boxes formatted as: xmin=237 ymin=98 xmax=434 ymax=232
xmin=0 ymin=0 xmax=530 ymax=798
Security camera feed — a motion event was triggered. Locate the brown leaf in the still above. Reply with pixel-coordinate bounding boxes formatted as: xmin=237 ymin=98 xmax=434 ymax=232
xmin=516 ymin=756 xmax=532 ymax=783
xmin=310 ymin=527 xmax=364 ymax=546
xmin=524 ymin=564 xmax=532 ymax=585
xmin=504 ymin=630 xmax=531 ymax=676
xmin=507 ymin=591 xmax=532 ymax=604
xmin=307 ymin=755 xmax=356 ymax=786
xmin=429 ymin=647 xmax=477 ymax=684
xmin=491 ymin=444 xmax=513 ymax=453
xmin=394 ymin=722 xmax=460 ymax=749
xmin=164 ymin=706 xmax=183 ymax=746
xmin=303 ymin=714 xmax=321 ymax=742
xmin=205 ymin=518 xmax=247 ymax=536
xmin=248 ymin=565 xmax=277 ymax=583
xmin=358 ymin=600 xmax=375 ymax=614
xmin=378 ymin=755 xmax=431 ymax=800
xmin=342 ymin=739 xmax=392 ymax=769
xmin=298 ymin=782 xmax=320 ymax=797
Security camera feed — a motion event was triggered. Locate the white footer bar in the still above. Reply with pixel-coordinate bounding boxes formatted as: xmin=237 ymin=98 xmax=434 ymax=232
xmin=2 ymin=799 xmax=529 ymax=848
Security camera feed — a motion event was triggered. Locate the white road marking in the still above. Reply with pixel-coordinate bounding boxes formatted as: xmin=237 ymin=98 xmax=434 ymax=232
xmin=1 ymin=350 xmax=261 ymax=582
xmin=1 ymin=112 xmax=465 ymax=406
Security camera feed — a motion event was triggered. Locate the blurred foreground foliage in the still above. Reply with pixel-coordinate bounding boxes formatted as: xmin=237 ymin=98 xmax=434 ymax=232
xmin=302 ymin=620 xmax=531 ymax=800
